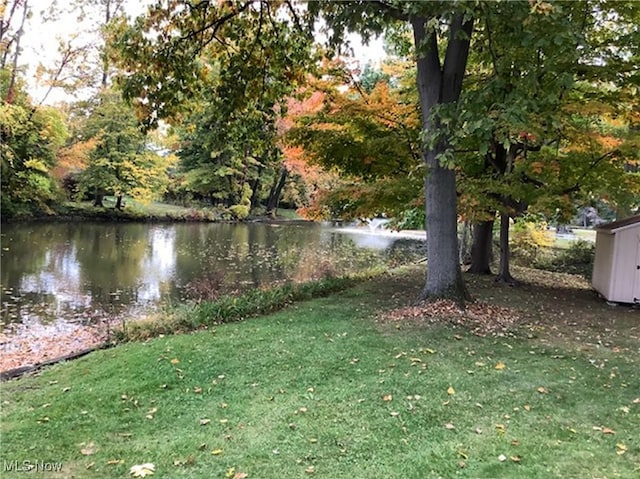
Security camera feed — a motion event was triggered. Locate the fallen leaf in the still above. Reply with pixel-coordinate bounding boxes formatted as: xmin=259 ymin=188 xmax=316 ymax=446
xmin=233 ymin=473 xmax=248 ymax=479
xmin=494 ymin=362 xmax=506 ymax=370
xmin=305 ymin=466 xmax=315 ymax=474
xmin=211 ymin=449 xmax=223 ymax=455
xmin=447 ymin=386 xmax=455 ymax=395
xmin=225 ymin=467 xmax=236 ymax=478
xmin=199 ymin=419 xmax=210 ymax=426
xmin=390 ymin=411 xmax=400 ymax=417
xmin=498 ymin=454 xmax=507 ymax=462
xmin=107 ymin=459 xmax=123 ymax=465
xmin=193 ymin=387 xmax=202 ymax=394
xmin=616 ymin=443 xmax=627 ymax=455
xmin=511 ymin=440 xmax=521 ymax=446
xmin=170 ymin=358 xmax=180 ymax=365
xmin=523 ymin=405 xmax=531 ymax=411
xmin=475 ymin=427 xmax=483 ymax=434
xmin=130 ymin=463 xmax=155 ymax=477
xmin=219 ymin=419 xmax=229 ymax=424
xmin=602 ymin=427 xmax=616 ymax=435
xmin=510 ymin=455 xmax=521 ymax=463
xmin=445 ymin=423 xmax=456 ymax=430
xmin=382 ymin=394 xmax=393 ymax=402
xmin=632 ymin=398 xmax=640 ymax=404
xmin=80 ymin=444 xmax=96 ymax=456
xmin=537 ymin=387 xmax=548 ymax=394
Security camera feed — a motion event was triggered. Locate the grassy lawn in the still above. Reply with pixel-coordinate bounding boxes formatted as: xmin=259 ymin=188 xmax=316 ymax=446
xmin=1 ymin=267 xmax=638 ymax=478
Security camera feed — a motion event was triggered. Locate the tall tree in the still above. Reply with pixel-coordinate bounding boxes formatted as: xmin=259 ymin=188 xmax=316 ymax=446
xmin=78 ymin=90 xmax=169 ymax=208
xmin=286 ymin=63 xmax=422 ymax=221
xmin=305 ymin=1 xmax=476 ymax=301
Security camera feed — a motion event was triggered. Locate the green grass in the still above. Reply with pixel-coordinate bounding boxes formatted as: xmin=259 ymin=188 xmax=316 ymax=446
xmin=1 ymin=268 xmax=639 ymax=479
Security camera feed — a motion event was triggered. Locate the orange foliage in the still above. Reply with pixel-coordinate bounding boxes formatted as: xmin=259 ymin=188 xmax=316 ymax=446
xmin=52 ymin=139 xmax=96 ymax=179
xmin=596 ymin=134 xmax=623 ymax=150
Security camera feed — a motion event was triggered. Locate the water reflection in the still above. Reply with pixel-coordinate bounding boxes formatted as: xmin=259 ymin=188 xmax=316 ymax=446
xmin=1 ymin=222 xmax=425 ymax=332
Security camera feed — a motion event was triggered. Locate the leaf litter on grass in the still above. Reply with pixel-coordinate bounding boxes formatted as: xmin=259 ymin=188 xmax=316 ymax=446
xmin=379 ymin=299 xmax=522 ymax=337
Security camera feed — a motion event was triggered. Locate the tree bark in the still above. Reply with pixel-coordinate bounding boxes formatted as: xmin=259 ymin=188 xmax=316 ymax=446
xmin=115 ymin=195 xmax=124 ymax=210
xmin=459 ymin=221 xmax=472 ymax=265
xmin=412 ymin=14 xmax=473 ymax=303
xmin=468 ymin=219 xmax=494 ymax=274
xmin=4 ymin=0 xmax=28 ymax=104
xmin=249 ymin=165 xmax=264 ymax=208
xmin=266 ymin=167 xmax=288 ymax=217
xmin=495 ymin=211 xmax=517 ymax=284
xmin=93 ymin=189 xmax=104 ymax=207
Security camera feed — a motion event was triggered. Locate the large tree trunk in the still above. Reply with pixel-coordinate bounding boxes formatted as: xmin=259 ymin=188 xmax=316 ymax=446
xmin=412 ymin=14 xmax=473 ymax=303
xmin=495 ymin=211 xmax=517 ymax=284
xmin=266 ymin=167 xmax=288 ymax=217
xmin=468 ymin=219 xmax=494 ymax=274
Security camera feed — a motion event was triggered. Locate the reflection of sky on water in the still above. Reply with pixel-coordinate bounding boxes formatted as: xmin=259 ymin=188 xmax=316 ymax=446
xmin=138 ymin=227 xmax=177 ymax=302
xmin=1 ymin=223 xmax=425 ymax=334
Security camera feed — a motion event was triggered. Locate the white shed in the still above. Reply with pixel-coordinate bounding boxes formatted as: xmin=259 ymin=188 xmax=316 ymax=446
xmin=591 ymin=215 xmax=640 ymax=304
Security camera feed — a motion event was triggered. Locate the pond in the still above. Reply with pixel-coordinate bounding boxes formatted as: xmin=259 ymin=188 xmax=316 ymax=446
xmin=1 ymin=221 xmax=425 ymax=340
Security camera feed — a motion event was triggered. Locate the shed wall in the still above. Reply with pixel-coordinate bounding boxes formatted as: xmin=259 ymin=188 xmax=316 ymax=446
xmin=592 ymin=232 xmax=615 ymax=298
xmin=612 ymin=227 xmax=640 ymax=303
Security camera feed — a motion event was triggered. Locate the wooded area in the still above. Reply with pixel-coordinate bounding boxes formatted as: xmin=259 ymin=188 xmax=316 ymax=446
xmin=1 ymin=0 xmax=639 ymax=302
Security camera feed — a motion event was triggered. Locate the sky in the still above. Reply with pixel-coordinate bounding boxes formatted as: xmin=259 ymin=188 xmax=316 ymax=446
xmin=21 ymin=0 xmax=385 ymax=106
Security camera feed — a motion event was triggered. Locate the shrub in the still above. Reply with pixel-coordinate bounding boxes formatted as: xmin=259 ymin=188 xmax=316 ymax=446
xmin=511 ymin=220 xmax=554 ymax=266
xmin=535 ymin=240 xmax=595 ymax=279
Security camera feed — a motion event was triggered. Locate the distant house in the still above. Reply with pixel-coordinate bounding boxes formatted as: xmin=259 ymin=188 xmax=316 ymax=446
xmin=592 ymin=215 xmax=640 ymax=304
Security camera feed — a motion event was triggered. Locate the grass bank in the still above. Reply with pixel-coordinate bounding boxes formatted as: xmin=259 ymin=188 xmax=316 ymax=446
xmin=2 ymin=197 xmax=304 ymax=223
xmin=1 ymin=267 xmax=638 ymax=479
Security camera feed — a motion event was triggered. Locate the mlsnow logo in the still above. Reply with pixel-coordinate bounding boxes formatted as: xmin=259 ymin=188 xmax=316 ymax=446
xmin=3 ymin=460 xmax=64 ymax=472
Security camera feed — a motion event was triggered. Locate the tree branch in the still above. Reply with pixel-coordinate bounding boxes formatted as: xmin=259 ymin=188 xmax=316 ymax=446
xmin=179 ymin=0 xmax=255 ymax=44
xmin=372 ymin=1 xmax=409 ymax=22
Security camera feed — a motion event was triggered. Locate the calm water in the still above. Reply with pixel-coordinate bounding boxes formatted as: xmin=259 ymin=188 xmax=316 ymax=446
xmin=1 ymin=222 xmax=425 ymax=333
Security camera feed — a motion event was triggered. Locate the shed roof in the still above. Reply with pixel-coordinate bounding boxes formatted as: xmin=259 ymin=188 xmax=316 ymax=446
xmin=596 ymin=215 xmax=640 ymax=234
